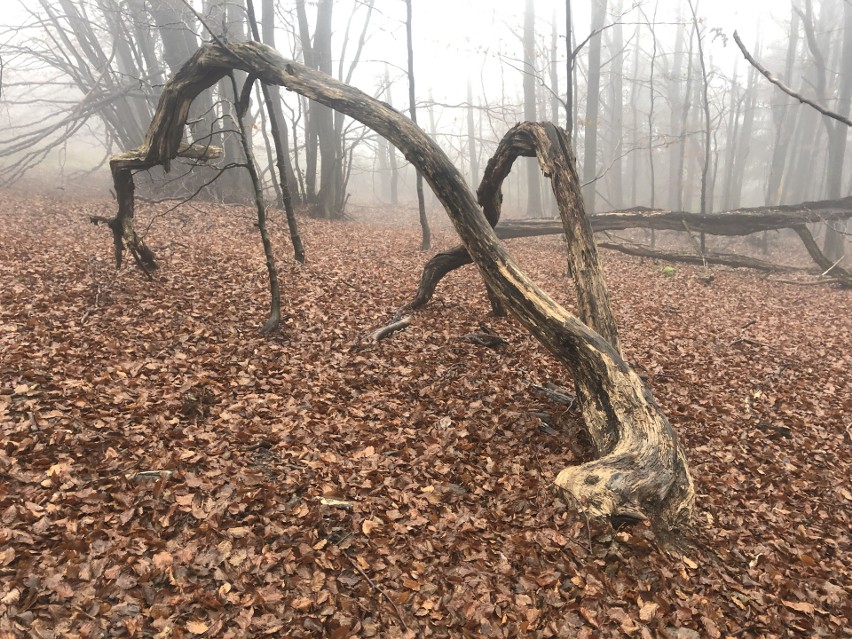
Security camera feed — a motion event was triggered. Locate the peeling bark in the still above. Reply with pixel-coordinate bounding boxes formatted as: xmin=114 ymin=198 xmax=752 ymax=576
xmin=97 ymin=41 xmax=694 ymax=529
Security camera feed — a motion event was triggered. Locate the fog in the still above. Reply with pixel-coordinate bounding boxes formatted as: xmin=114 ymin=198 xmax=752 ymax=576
xmin=0 ymin=0 xmax=849 ymax=229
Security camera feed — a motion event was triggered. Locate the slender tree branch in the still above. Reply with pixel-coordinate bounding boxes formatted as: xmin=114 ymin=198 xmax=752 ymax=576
xmin=733 ymin=30 xmax=852 ymax=128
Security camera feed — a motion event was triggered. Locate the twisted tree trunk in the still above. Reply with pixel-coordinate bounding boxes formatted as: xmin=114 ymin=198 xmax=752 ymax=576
xmin=97 ymin=41 xmax=694 ymax=529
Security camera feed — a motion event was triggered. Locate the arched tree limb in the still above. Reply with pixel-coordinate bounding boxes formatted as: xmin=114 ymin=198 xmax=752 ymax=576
xmin=101 ymin=41 xmax=694 ymax=529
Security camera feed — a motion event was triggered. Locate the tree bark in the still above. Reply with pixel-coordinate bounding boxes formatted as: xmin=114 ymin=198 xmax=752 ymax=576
xmin=406 ymin=199 xmax=852 ymax=307
xmin=688 ymin=0 xmax=711 ymax=216
xmin=385 ymin=68 xmax=399 ymax=206
xmin=405 ymin=0 xmax=431 ymax=250
xmin=565 ymin=0 xmax=574 ymax=139
xmin=260 ymin=0 xmax=299 ymax=193
xmin=582 ymin=0 xmax=607 ymax=214
xmin=231 ymin=74 xmax=282 ymax=333
xmin=467 ymin=81 xmax=480 ymax=188
xmin=608 ymin=0 xmax=624 ymax=209
xmin=523 ymin=0 xmax=543 ymax=218
xmin=823 ymin=2 xmax=852 ymax=260
xmin=98 ymin=41 xmax=694 ymax=529
xmin=249 ymin=0 xmax=305 ymax=263
xmin=295 ymin=0 xmax=317 ymax=204
xmin=311 ymin=0 xmax=344 ymax=218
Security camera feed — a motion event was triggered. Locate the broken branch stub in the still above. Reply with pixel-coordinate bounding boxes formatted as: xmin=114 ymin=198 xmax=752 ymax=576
xmin=103 ymin=41 xmax=694 ymax=529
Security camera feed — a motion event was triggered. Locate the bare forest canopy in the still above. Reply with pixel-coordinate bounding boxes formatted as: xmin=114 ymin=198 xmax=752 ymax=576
xmin=0 ymin=0 xmax=848 ymax=264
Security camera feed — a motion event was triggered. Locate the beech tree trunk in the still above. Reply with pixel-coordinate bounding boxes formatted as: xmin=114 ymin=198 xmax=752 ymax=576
xmin=260 ymin=0 xmax=299 ymax=193
xmin=765 ymin=10 xmax=800 ymax=207
xmin=96 ymin=41 xmax=695 ymax=530
xmin=608 ymin=0 xmax=624 ymax=209
xmin=523 ymin=0 xmax=543 ymax=218
xmin=582 ymin=0 xmax=607 ymax=214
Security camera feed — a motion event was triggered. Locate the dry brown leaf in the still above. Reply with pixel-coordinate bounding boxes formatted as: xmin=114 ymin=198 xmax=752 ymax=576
xmin=639 ymin=601 xmax=659 ymax=622
xmin=782 ymin=600 xmax=815 ymax=615
xmin=186 ymin=620 xmax=209 ymax=634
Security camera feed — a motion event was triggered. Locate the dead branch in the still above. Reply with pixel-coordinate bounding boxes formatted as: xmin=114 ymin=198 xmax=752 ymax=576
xmin=597 ymin=242 xmax=804 ymax=273
xmin=407 ymin=199 xmax=852 ymax=309
xmin=532 ymin=383 xmax=576 ymax=407
xmin=370 ymin=317 xmax=412 ymax=343
xmin=343 ymin=552 xmax=408 ymax=630
xmin=733 ymin=30 xmax=852 ymax=128
xmin=460 ymin=331 xmax=508 ymax=348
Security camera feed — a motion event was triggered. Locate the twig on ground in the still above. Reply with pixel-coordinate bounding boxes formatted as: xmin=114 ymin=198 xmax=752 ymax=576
xmin=343 ymin=552 xmax=408 ymax=630
xmin=126 ymin=470 xmax=173 ymax=480
xmin=460 ymin=331 xmax=508 ymax=348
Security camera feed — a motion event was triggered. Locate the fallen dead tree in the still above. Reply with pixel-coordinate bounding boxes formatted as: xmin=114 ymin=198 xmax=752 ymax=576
xmin=407 ymin=200 xmax=852 ymax=310
xmin=94 ymin=40 xmax=694 ymax=530
xmin=595 ymin=242 xmax=805 ymax=273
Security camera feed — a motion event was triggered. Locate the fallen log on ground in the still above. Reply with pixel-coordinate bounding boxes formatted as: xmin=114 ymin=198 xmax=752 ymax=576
xmin=596 ymin=243 xmax=806 ymax=273
xmin=405 ymin=201 xmax=852 ymax=308
xmin=94 ymin=40 xmax=694 ymax=530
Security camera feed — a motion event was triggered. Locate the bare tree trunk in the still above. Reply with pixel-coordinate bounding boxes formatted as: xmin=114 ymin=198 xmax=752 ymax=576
xmin=208 ymin=0 xmax=254 ymax=203
xmin=524 ymin=0 xmax=543 ymax=218
xmin=295 ymin=0 xmax=317 ymax=203
xmin=405 ymin=0 xmax=431 ymax=250
xmin=385 ymin=68 xmax=399 ymax=206
xmin=608 ymin=0 xmax=624 ymax=208
xmin=688 ymin=0 xmax=711 ymax=217
xmin=467 ymin=81 xmax=480 ymax=187
xmin=629 ymin=24 xmax=641 ymax=206
xmin=823 ymin=1 xmax=852 ymax=260
xmin=232 ymin=74 xmax=281 ymax=333
xmin=765 ymin=10 xmax=800 ymax=206
xmin=674 ymin=22 xmax=695 ymax=212
xmin=550 ymin=13 xmax=561 ymax=129
xmin=730 ymin=54 xmax=758 ymax=210
xmin=261 ymin=0 xmax=299 ymax=194
xmin=248 ymin=0 xmax=305 ymax=263
xmin=565 ymin=0 xmax=574 ymax=139
xmin=721 ymin=62 xmax=741 ymax=212
xmin=311 ymin=0 xmax=343 ymax=218
xmin=583 ymin=0 xmax=608 ymax=214
xmin=667 ymin=9 xmax=685 ymax=210
xmin=644 ymin=5 xmax=658 ymax=210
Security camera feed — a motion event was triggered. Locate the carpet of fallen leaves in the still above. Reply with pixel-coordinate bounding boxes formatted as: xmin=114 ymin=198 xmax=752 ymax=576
xmin=0 ymin=192 xmax=849 ymax=639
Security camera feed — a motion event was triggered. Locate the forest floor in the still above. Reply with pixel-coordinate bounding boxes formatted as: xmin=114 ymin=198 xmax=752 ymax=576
xmin=0 ymin=193 xmax=849 ymax=639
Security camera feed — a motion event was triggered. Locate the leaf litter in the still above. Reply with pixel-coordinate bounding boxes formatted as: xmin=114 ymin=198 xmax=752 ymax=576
xmin=0 ymin=193 xmax=849 ymax=637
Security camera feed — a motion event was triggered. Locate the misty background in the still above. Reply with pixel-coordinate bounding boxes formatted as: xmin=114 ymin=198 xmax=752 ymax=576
xmin=0 ymin=0 xmax=849 ymax=257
